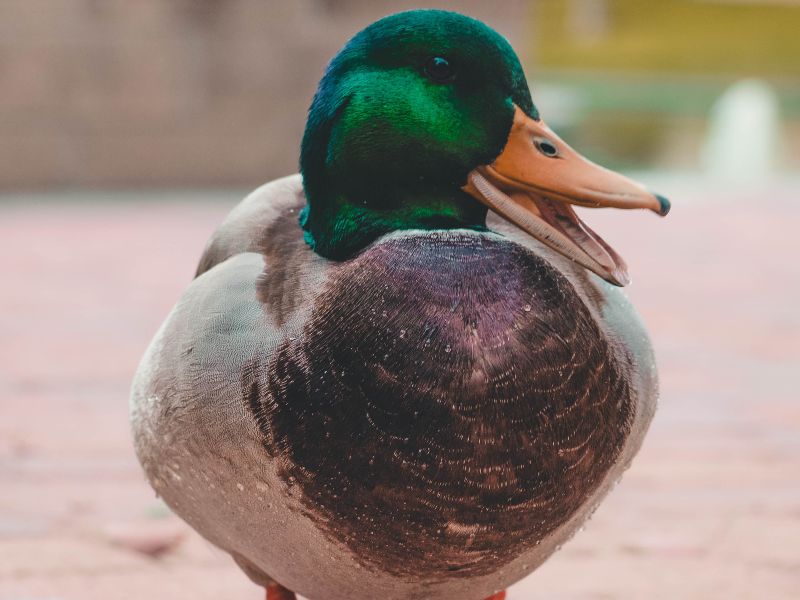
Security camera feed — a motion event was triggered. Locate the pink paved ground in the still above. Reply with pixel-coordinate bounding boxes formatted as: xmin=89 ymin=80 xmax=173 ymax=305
xmin=1 ymin=186 xmax=798 ymax=599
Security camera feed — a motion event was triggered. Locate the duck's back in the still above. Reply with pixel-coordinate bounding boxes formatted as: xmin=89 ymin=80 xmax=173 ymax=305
xmin=131 ymin=175 xmax=657 ymax=600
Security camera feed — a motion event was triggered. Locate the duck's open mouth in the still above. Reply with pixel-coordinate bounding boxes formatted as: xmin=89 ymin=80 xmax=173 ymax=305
xmin=463 ymin=106 xmax=669 ymax=287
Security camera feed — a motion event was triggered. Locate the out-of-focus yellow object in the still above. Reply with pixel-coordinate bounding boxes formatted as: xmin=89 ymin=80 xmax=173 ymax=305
xmin=533 ymin=0 xmax=800 ymax=76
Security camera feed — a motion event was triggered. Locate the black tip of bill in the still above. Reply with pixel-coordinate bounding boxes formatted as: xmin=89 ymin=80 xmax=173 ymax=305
xmin=654 ymin=193 xmax=671 ymax=217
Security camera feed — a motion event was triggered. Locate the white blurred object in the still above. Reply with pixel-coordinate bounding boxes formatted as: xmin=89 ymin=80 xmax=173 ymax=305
xmin=533 ymin=83 xmax=586 ymax=130
xmin=702 ymin=79 xmax=781 ymax=182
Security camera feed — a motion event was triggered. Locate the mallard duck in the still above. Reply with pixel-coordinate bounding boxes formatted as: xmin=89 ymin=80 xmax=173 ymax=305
xmin=131 ymin=10 xmax=669 ymax=600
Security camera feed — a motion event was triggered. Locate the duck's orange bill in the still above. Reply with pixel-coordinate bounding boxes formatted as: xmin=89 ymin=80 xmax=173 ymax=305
xmin=463 ymin=105 xmax=670 ymax=287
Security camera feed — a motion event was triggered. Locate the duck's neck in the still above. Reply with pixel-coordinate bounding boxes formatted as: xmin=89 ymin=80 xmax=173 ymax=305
xmin=299 ymin=181 xmax=488 ymax=260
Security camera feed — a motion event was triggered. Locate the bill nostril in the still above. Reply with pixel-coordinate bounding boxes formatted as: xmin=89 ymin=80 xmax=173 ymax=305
xmin=533 ymin=137 xmax=559 ymax=158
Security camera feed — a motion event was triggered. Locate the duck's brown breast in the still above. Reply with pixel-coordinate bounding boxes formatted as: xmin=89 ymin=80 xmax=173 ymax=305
xmin=246 ymin=231 xmax=633 ymax=579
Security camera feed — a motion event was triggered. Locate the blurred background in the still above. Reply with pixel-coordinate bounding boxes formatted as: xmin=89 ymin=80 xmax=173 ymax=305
xmin=2 ymin=1 xmax=798 ymax=599
xmin=2 ymin=0 xmax=799 ymax=189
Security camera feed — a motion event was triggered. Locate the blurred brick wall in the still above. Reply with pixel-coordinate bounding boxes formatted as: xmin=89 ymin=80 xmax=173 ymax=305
xmin=0 ymin=0 xmax=530 ymax=190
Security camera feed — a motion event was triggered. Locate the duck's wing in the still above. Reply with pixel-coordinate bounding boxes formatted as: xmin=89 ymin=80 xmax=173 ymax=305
xmin=131 ymin=174 xmax=334 ymax=583
xmin=196 ymin=174 xmax=305 ymax=276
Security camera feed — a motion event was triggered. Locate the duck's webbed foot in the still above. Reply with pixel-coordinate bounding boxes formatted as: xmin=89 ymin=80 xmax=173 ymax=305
xmin=266 ymin=583 xmax=297 ymax=600
xmin=483 ymin=592 xmax=507 ymax=600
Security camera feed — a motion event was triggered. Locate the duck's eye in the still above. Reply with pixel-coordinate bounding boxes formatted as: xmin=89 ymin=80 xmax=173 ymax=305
xmin=424 ymin=56 xmax=455 ymax=82
xmin=534 ymin=137 xmax=560 ymax=158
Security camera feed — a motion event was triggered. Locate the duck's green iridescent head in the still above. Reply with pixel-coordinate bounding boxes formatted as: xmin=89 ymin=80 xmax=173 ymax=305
xmin=300 ymin=10 xmax=669 ymax=286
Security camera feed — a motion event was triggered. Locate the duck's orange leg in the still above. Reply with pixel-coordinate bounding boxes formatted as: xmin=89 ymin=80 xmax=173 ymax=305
xmin=266 ymin=583 xmax=296 ymax=600
xmin=483 ymin=592 xmax=507 ymax=600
